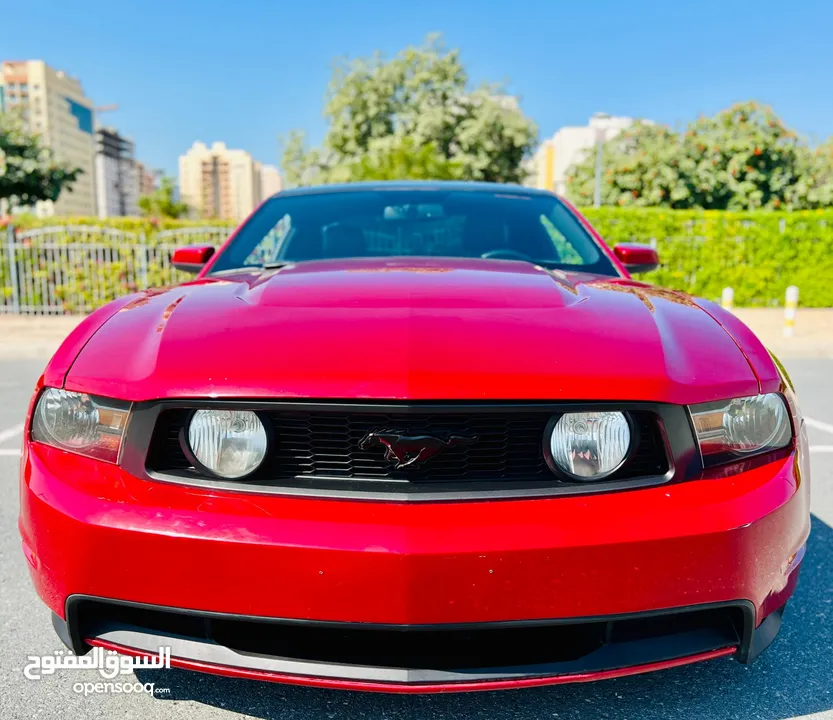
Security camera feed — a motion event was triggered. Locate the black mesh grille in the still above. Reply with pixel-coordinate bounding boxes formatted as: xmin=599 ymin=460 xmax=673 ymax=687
xmin=147 ymin=407 xmax=669 ymax=488
xmin=269 ymin=411 xmax=549 ymax=481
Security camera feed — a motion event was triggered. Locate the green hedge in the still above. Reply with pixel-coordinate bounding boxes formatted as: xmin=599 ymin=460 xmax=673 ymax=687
xmin=5 ymin=216 xmax=236 ymax=237
xmin=3 ymin=210 xmax=833 ymax=311
xmin=581 ymin=208 xmax=833 ymax=307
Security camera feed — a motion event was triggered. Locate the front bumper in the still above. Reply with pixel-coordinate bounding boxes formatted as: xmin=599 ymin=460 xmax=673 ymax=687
xmin=21 ymin=442 xmax=810 ymax=692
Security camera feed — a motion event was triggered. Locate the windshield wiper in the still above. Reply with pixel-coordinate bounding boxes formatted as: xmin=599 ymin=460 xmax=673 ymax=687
xmin=207 ymin=262 xmax=292 ymax=277
xmin=528 ymin=259 xmax=579 ymax=270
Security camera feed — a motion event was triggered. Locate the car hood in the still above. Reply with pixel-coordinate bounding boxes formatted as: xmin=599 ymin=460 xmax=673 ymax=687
xmin=63 ymin=257 xmax=761 ymax=404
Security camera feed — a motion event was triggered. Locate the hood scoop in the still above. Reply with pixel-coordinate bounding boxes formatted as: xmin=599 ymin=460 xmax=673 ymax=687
xmin=239 ymin=258 xmax=584 ymax=310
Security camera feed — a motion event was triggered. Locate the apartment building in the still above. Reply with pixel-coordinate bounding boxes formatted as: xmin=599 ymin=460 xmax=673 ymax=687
xmin=531 ymin=113 xmax=637 ymax=196
xmin=1 ymin=60 xmax=97 ymax=216
xmin=260 ymin=165 xmax=283 ymax=199
xmin=179 ymin=142 xmax=263 ymax=221
xmin=95 ymin=126 xmax=139 ymax=217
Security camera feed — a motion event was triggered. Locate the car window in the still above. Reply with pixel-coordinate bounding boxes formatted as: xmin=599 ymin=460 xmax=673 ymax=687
xmin=209 ymin=189 xmax=617 ymax=276
xmin=243 ymin=213 xmax=292 ymax=266
xmin=539 ymin=209 xmax=590 ymax=265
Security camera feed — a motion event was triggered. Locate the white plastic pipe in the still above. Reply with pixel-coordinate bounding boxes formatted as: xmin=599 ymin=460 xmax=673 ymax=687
xmin=721 ymin=287 xmax=734 ymax=311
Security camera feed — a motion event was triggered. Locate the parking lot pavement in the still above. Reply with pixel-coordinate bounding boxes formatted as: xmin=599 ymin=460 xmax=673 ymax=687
xmin=1 ymin=357 xmax=831 ymax=720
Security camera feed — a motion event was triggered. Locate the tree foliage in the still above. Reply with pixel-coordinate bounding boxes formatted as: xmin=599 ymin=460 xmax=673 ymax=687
xmin=568 ymin=123 xmax=690 ymax=208
xmin=282 ymin=35 xmax=537 ymax=186
xmin=138 ymin=176 xmax=189 ymax=219
xmin=790 ymin=138 xmax=833 ymax=209
xmin=0 ymin=111 xmax=82 ymax=207
xmin=339 ymin=137 xmax=463 ymax=182
xmin=567 ymin=102 xmax=831 ymax=210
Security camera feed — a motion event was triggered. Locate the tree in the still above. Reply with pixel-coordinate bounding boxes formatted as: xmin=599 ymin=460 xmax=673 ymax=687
xmin=138 ymin=176 xmax=189 ymax=219
xmin=678 ymin=102 xmax=805 ymax=210
xmin=566 ymin=102 xmax=819 ymax=210
xmin=566 ymin=123 xmax=691 ymax=208
xmin=0 ymin=111 xmax=82 ymax=209
xmin=342 ymin=137 xmax=463 ymax=182
xmin=789 ymin=139 xmax=833 ymax=209
xmin=282 ymin=35 xmax=537 ymax=186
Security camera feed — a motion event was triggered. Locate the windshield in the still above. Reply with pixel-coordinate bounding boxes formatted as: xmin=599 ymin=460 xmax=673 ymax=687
xmin=208 ymin=188 xmax=619 ymax=276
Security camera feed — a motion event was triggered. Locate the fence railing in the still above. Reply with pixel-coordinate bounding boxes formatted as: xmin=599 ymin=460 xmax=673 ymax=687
xmin=2 ymin=225 xmax=232 ymax=315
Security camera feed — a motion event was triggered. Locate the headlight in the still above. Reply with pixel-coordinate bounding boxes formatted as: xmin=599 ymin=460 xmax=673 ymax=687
xmin=689 ymin=393 xmax=791 ymax=467
xmin=186 ymin=409 xmax=268 ymax=479
xmin=546 ymin=411 xmax=632 ymax=481
xmin=32 ymin=389 xmax=130 ymax=463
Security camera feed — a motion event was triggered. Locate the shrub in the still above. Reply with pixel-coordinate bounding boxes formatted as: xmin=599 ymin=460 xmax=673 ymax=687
xmin=582 ymin=208 xmax=833 ymax=307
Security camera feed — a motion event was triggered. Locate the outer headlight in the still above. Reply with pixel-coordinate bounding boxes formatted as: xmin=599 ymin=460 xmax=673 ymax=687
xmin=546 ymin=411 xmax=632 ymax=481
xmin=32 ymin=389 xmax=131 ymax=463
xmin=186 ymin=409 xmax=268 ymax=479
xmin=689 ymin=393 xmax=792 ymax=467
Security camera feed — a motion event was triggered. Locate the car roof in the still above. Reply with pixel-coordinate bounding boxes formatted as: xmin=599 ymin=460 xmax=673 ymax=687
xmin=271 ymin=181 xmax=558 ymax=200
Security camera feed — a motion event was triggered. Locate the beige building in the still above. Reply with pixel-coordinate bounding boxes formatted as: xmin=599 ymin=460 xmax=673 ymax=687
xmin=260 ymin=165 xmax=283 ymax=199
xmin=0 ymin=60 xmax=97 ymax=216
xmin=530 ymin=113 xmax=637 ymax=196
xmin=179 ymin=142 xmax=265 ymax=221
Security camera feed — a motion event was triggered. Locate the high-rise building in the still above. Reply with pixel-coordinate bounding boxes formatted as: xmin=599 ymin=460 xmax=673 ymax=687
xmin=260 ymin=165 xmax=283 ymax=199
xmin=0 ymin=60 xmax=97 ymax=216
xmin=179 ymin=142 xmax=263 ymax=221
xmin=94 ymin=126 xmax=139 ymax=217
xmin=135 ymin=161 xmax=158 ymax=197
xmin=530 ymin=113 xmax=637 ymax=196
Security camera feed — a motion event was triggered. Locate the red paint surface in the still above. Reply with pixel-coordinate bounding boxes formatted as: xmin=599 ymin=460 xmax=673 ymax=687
xmin=57 ymin=257 xmax=762 ymax=404
xmin=172 ymin=245 xmax=215 ymax=268
xmin=613 ymin=243 xmax=659 ymax=268
xmin=42 ymin=295 xmax=138 ymax=388
xmin=692 ymin=298 xmax=782 ymax=393
xmin=21 ymin=440 xmax=809 ymax=625
xmin=86 ymin=637 xmax=737 ymax=693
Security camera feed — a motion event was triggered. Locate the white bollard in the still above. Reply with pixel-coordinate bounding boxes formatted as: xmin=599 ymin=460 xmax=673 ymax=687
xmin=784 ymin=286 xmax=799 ymax=337
xmin=721 ymin=287 xmax=734 ymax=311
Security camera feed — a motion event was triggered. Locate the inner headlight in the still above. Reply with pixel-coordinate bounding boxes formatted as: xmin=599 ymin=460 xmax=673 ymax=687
xmin=32 ymin=388 xmax=131 ymax=463
xmin=689 ymin=393 xmax=792 ymax=467
xmin=546 ymin=411 xmax=632 ymax=481
xmin=186 ymin=409 xmax=268 ymax=479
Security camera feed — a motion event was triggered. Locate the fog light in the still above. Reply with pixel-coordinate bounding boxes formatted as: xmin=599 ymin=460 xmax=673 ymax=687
xmin=546 ymin=411 xmax=631 ymax=481
xmin=186 ymin=409 xmax=268 ymax=479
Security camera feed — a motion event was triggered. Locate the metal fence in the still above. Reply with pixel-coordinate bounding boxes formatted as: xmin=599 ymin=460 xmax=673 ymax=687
xmin=1 ymin=225 xmax=232 ymax=315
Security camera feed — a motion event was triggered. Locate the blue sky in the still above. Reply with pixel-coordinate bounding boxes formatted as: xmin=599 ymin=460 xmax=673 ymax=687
xmin=5 ymin=0 xmax=832 ymax=176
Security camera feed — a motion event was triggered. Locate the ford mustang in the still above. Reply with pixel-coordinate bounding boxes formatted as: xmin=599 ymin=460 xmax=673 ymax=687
xmin=20 ymin=182 xmax=810 ymax=693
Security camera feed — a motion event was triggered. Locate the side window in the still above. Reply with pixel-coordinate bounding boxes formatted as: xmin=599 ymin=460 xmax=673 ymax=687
xmin=243 ymin=213 xmax=292 ymax=266
xmin=539 ymin=214 xmax=584 ymax=264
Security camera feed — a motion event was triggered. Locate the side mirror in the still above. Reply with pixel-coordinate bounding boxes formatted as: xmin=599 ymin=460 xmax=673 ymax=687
xmin=172 ymin=245 xmax=215 ymax=274
xmin=613 ymin=244 xmax=659 ymax=275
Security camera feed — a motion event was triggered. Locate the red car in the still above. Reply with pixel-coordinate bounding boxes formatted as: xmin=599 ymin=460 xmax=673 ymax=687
xmin=21 ymin=182 xmax=810 ymax=693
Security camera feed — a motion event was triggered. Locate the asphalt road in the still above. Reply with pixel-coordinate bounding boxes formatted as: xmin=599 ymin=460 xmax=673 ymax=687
xmin=1 ymin=358 xmax=831 ymax=720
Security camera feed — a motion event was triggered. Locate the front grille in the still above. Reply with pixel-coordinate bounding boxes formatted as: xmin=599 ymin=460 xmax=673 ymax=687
xmin=146 ymin=406 xmax=669 ymax=490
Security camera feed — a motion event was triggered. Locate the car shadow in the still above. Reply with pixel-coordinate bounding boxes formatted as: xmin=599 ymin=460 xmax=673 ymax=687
xmin=135 ymin=513 xmax=833 ymax=720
